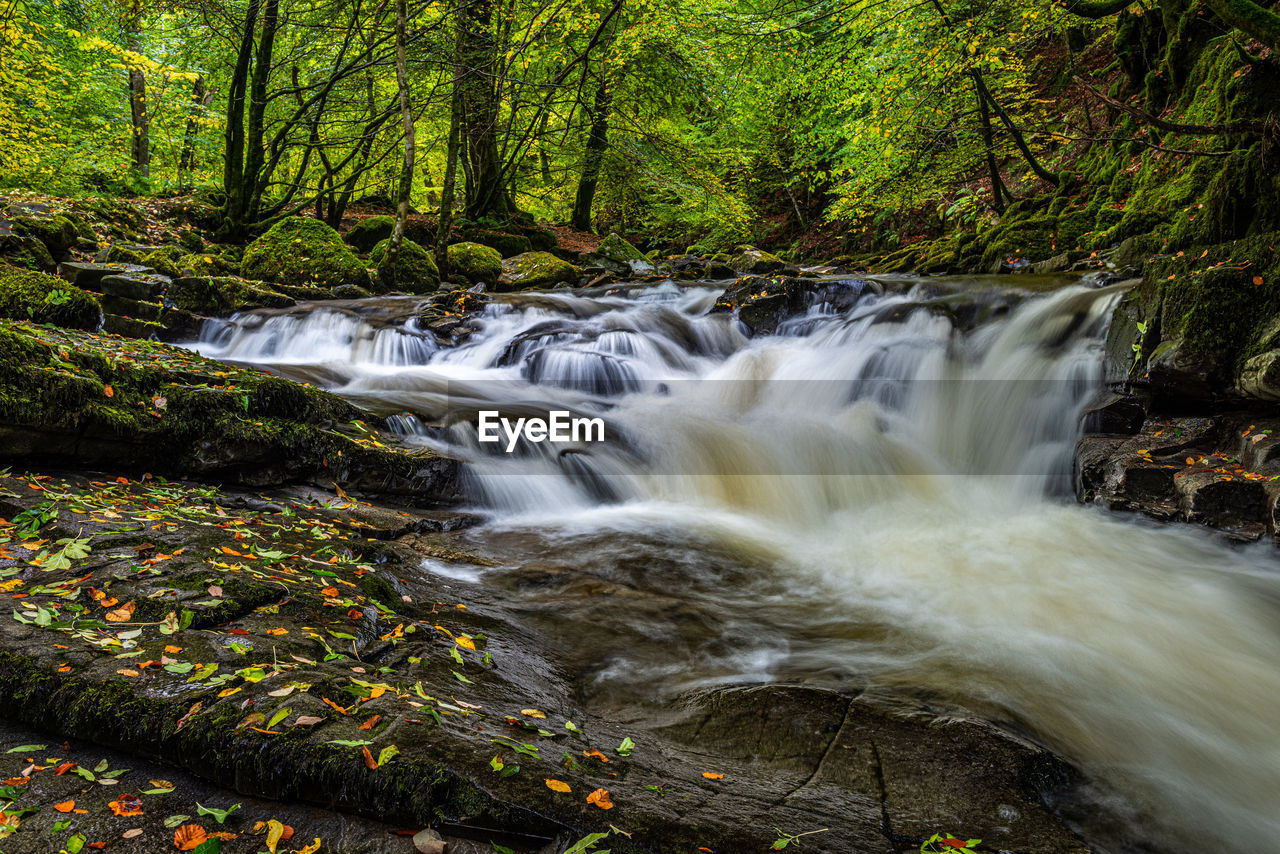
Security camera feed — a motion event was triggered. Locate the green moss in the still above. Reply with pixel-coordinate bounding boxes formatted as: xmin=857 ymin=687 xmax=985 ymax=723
xmin=0 ymin=235 xmax=55 ymax=272
xmin=142 ymin=245 xmax=186 ymax=278
xmin=0 ymin=265 xmax=101 ymax=330
xmin=461 ymin=229 xmax=530 ymax=258
xmin=446 ymin=241 xmax=502 ymax=285
xmin=12 ymin=213 xmax=78 ymax=259
xmin=369 ymin=238 xmax=440 ymax=294
xmin=241 ymin=217 xmax=371 ymax=289
xmin=595 ymin=233 xmax=646 ymax=264
xmin=179 ymin=252 xmax=239 ymax=277
xmin=344 ymin=216 xmax=395 ymax=252
xmin=104 ymin=245 xmax=146 ymax=265
xmin=499 ymin=251 xmax=578 ymax=290
xmin=168 ymin=276 xmax=295 ymax=316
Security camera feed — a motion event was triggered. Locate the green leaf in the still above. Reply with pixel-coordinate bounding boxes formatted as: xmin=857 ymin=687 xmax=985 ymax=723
xmin=615 ymin=736 xmax=635 ymax=756
xmin=163 ymin=814 xmax=192 ymax=828
xmin=4 ymin=744 xmax=45 ymax=754
xmin=451 ymin=670 xmax=473 ymax=684
xmin=267 ymin=706 xmax=292 ymax=729
xmin=196 ymin=802 xmax=241 ymax=824
xmin=325 ymin=739 xmax=372 ymax=747
xmin=66 ymin=831 xmax=86 ymax=853
xmin=377 ymin=744 xmax=400 ymax=767
xmin=563 ymin=831 xmax=612 ymax=854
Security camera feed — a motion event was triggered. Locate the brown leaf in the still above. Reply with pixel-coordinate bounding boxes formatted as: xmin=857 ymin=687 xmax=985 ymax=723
xmin=586 ymin=788 xmax=614 ymax=810
xmin=293 ymin=715 xmax=324 ymax=727
xmin=105 ymin=601 xmax=136 ymax=623
xmin=174 ymin=823 xmax=207 ymax=851
xmin=362 ymin=745 xmax=378 ymax=770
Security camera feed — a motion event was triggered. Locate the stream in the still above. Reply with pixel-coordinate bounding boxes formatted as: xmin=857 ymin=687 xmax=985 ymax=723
xmin=190 ymin=275 xmax=1280 ymax=854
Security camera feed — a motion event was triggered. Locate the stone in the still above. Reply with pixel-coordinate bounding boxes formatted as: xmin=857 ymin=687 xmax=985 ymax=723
xmin=57 ymin=261 xmax=151 ymax=288
xmin=447 ymin=241 xmax=503 ymax=285
xmin=369 ymin=238 xmax=439 ymax=294
xmin=727 ymin=245 xmax=786 ymax=275
xmin=498 ymin=251 xmax=577 ymax=290
xmin=343 ymin=215 xmax=395 ymax=252
xmin=1239 ymin=349 xmax=1280 ymax=401
xmin=712 ymin=276 xmax=876 ymax=335
xmin=0 ymin=234 xmax=55 ymax=273
xmin=241 ymin=216 xmax=371 ymax=289
xmin=0 ymin=266 xmax=101 ymax=330
xmin=98 ymin=273 xmax=169 ymax=302
xmin=1080 ymin=392 xmax=1146 ymax=435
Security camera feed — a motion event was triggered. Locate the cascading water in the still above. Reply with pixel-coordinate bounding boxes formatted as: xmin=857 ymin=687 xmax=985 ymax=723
xmin=190 ymin=277 xmax=1280 ymax=854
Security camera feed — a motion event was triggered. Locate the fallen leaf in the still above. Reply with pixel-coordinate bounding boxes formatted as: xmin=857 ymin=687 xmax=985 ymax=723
xmin=412 ymin=827 xmax=446 ymax=854
xmin=520 ymin=708 xmax=546 ymax=719
xmin=362 ymin=745 xmax=378 ymax=770
xmin=54 ymin=800 xmax=76 ymax=812
xmin=702 ymin=771 xmax=724 ymax=780
xmin=583 ymin=749 xmax=609 ymax=763
xmin=105 ymin=601 xmax=136 ymax=623
xmin=122 ymin=829 xmax=143 ymax=839
xmin=108 ymin=793 xmax=144 ymax=817
xmin=545 ymin=778 xmax=571 ymax=793
xmin=173 ymin=823 xmax=207 ymax=850
xmin=359 ymin=715 xmax=382 ymax=731
xmin=586 ymin=788 xmax=614 ymax=809
xmin=293 ymin=715 xmax=324 ymax=727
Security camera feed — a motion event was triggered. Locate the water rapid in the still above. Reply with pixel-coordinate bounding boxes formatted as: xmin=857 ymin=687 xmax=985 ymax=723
xmin=190 ymin=277 xmax=1280 ymax=853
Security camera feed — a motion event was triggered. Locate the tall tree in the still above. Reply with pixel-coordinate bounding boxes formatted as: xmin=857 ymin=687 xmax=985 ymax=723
xmin=386 ymin=0 xmax=416 ymax=283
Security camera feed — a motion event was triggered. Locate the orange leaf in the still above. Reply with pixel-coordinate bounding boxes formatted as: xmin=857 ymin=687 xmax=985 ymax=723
xmin=54 ymin=800 xmax=75 ymax=813
xmin=545 ymin=778 xmax=571 ymax=793
xmin=586 ymin=788 xmax=614 ymax=809
xmin=174 ymin=823 xmax=207 ymax=851
xmin=362 ymin=745 xmax=378 ymax=770
xmin=321 ymin=697 xmax=349 ymax=715
xmin=164 ymin=645 xmax=183 ymax=654
xmin=266 ymin=628 xmax=288 ymax=635
xmin=1254 ymin=276 xmax=1265 ymax=285
xmin=583 ymin=749 xmax=609 ymax=763
xmin=104 ymin=385 xmax=114 ymax=398
xmin=320 ymin=586 xmax=339 ymax=597
xmin=105 ymin=601 xmax=135 ymax=623
xmin=108 ymin=793 xmax=144 ymax=817
xmin=701 ymin=771 xmax=724 ymax=780
xmin=359 ymin=715 xmax=382 ymax=731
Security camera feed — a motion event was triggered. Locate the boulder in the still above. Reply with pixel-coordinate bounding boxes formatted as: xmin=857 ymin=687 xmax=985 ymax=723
xmin=344 ymin=215 xmax=395 ymax=252
xmin=241 ymin=216 xmax=370 ymax=289
xmin=712 ymin=276 xmax=876 ymax=335
xmin=1239 ymin=350 xmax=1280 ymax=401
xmin=98 ymin=273 xmax=169 ymax=302
xmin=585 ymin=232 xmax=655 ymax=277
xmin=499 ymin=251 xmax=578 ymax=290
xmin=0 ymin=234 xmax=55 ymax=272
xmin=57 ymin=261 xmax=152 ymax=288
xmin=0 ymin=265 xmax=101 ymax=330
xmin=10 ymin=212 xmax=78 ymax=260
xmin=462 ymin=228 xmax=531 ymax=258
xmin=168 ymin=276 xmax=295 ymax=316
xmin=447 ymin=241 xmax=503 ymax=285
xmin=727 ymin=245 xmax=786 ymax=275
xmin=369 ymin=237 xmax=440 ymax=294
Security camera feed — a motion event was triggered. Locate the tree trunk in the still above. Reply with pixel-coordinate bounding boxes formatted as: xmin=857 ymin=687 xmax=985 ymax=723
xmin=435 ymin=26 xmax=465 ymax=278
xmin=571 ymin=68 xmax=613 ymax=232
xmin=386 ymin=0 xmax=416 ymax=287
xmin=177 ymin=76 xmax=212 ymax=182
xmin=243 ymin=0 xmax=281 ymax=224
xmin=125 ymin=4 xmax=150 ymax=179
xmin=457 ymin=0 xmax=510 ymax=220
xmin=974 ymin=75 xmax=1007 ymax=213
xmin=221 ymin=0 xmax=264 ymax=238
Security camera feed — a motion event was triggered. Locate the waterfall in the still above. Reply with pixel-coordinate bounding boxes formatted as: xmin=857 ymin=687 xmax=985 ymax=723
xmin=187 ymin=278 xmax=1280 ymax=854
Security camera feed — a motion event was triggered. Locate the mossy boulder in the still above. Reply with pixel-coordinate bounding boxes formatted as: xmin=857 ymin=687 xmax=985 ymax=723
xmin=1109 ymin=231 xmax=1280 ymax=403
xmin=0 ymin=321 xmax=456 ymax=494
xmin=0 ymin=265 xmax=101 ymax=330
xmin=177 ymin=227 xmax=205 ymax=253
xmin=498 ymin=251 xmax=578 ymax=291
xmin=586 ymin=233 xmax=655 ymax=277
xmin=462 ymin=229 xmax=531 ymax=258
xmin=447 ymin=241 xmax=503 ymax=285
xmin=241 ymin=217 xmax=370 ymax=289
xmin=11 ymin=213 xmax=79 ymax=260
xmin=177 ymin=252 xmax=239 ymax=277
xmin=344 ymin=216 xmax=396 ymax=252
xmin=0 ymin=234 xmax=55 ymax=272
xmin=727 ymin=245 xmax=786 ymax=275
xmin=369 ymin=238 xmax=440 ymax=294
xmin=168 ymin=276 xmax=296 ymax=316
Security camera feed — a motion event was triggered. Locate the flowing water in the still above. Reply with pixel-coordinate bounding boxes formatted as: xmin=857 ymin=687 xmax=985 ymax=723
xmin=191 ymin=276 xmax=1280 ymax=853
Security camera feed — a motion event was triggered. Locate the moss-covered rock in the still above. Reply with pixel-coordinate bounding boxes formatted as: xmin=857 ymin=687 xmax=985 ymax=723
xmin=141 ymin=245 xmax=185 ymax=278
xmin=12 ymin=213 xmax=79 ymax=260
xmin=168 ymin=276 xmax=296 ymax=316
xmin=446 ymin=241 xmax=503 ymax=285
xmin=0 ymin=265 xmax=101 ymax=330
xmin=241 ymin=217 xmax=370 ymax=289
xmin=0 ymin=321 xmax=457 ymax=494
xmin=461 ymin=229 xmax=531 ymax=258
xmin=179 ymin=252 xmax=239 ymax=277
xmin=727 ymin=245 xmax=786 ymax=275
xmin=498 ymin=251 xmax=578 ymax=291
xmin=0 ymin=234 xmax=55 ymax=272
xmin=177 ymin=227 xmax=205 ymax=253
xmin=344 ymin=216 xmax=396 ymax=252
xmin=1110 ymin=231 xmax=1280 ymax=403
xmin=369 ymin=238 xmax=439 ymax=294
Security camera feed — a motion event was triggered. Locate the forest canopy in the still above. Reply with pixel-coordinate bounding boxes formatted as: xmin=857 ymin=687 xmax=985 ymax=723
xmin=2 ymin=0 xmax=1278 ymax=256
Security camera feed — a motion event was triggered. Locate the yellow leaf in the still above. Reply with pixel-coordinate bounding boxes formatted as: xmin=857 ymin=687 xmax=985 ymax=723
xmin=545 ymin=779 xmax=571 ymax=793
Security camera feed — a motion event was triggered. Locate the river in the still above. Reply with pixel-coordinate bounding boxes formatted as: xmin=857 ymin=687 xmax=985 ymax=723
xmin=190 ymin=275 xmax=1280 ymax=854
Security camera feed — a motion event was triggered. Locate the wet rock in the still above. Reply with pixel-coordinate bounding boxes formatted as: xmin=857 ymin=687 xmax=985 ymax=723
xmin=0 ymin=265 xmax=101 ymax=330
xmin=344 ymin=215 xmax=396 ymax=252
xmin=499 ymin=251 xmax=578 ymax=291
xmin=58 ymin=261 xmax=152 ymax=288
xmin=727 ymin=245 xmax=786 ymax=275
xmin=712 ymin=276 xmax=877 ymax=335
xmin=0 ymin=233 xmax=56 ymax=272
xmin=370 ymin=237 xmax=440 ymax=294
xmin=98 ymin=272 xmax=169 ymax=302
xmin=1080 ymin=392 xmax=1146 ymax=435
xmin=1238 ymin=349 xmax=1280 ymax=401
xmin=447 ymin=241 xmax=503 ymax=286
xmin=583 ymin=233 xmax=654 ymax=277
xmin=241 ymin=216 xmax=371 ymax=289
xmin=1031 ymin=251 xmax=1085 ymax=274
